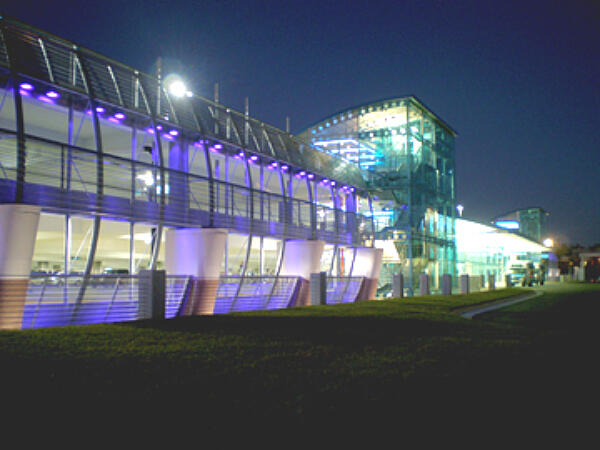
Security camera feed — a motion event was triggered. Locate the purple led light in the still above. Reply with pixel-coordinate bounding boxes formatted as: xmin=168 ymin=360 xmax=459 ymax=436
xmin=350 ymin=187 xmax=355 ymax=192
xmin=249 ymin=155 xmax=259 ymax=162
xmin=114 ymin=112 xmax=126 ymax=120
xmin=162 ymin=133 xmax=174 ymax=141
xmin=19 ymin=83 xmax=34 ymax=91
xmin=95 ymin=106 xmax=105 ymax=113
xmin=330 ymin=180 xmax=336 ymax=186
xmin=214 ymin=143 xmax=223 ymax=149
xmin=281 ymin=165 xmax=288 ymax=171
xmin=19 ymin=89 xmax=31 ymax=97
xmin=156 ymin=125 xmax=163 ymax=131
xmin=299 ymin=171 xmax=306 ymax=176
xmin=307 ymin=173 xmax=314 ymax=179
xmin=169 ymin=129 xmax=179 ymax=136
xmin=270 ymin=161 xmax=278 ymax=167
xmin=321 ymin=179 xmax=329 ymax=184
xmin=209 ymin=146 xmax=218 ymax=153
xmin=238 ymin=151 xmax=245 ymax=157
xmin=45 ymin=91 xmax=59 ymax=99
xmin=108 ymin=117 xmax=120 ymax=123
xmin=146 ymin=127 xmax=155 ymax=134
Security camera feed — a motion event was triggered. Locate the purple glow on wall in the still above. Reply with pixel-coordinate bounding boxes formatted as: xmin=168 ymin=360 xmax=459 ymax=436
xmin=45 ymin=90 xmax=59 ymax=99
xmin=162 ymin=133 xmax=174 ymax=141
xmin=108 ymin=117 xmax=120 ymax=123
xmin=19 ymin=89 xmax=31 ymax=97
xmin=209 ymin=146 xmax=218 ymax=153
xmin=37 ymin=95 xmax=55 ymax=104
xmin=19 ymin=82 xmax=34 ymax=91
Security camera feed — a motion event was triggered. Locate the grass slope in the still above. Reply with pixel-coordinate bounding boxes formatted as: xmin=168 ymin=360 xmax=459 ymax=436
xmin=1 ymin=284 xmax=598 ymax=428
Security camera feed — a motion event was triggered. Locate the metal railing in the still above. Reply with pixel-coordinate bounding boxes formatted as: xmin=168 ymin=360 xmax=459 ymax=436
xmin=16 ymin=274 xmax=189 ymax=328
xmin=214 ymin=275 xmax=300 ymax=313
xmin=326 ymin=276 xmax=364 ymax=304
xmin=0 ymin=129 xmax=371 ymax=244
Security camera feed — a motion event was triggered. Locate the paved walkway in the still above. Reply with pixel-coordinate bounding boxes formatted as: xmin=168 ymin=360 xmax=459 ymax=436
xmin=459 ymin=290 xmax=543 ymax=319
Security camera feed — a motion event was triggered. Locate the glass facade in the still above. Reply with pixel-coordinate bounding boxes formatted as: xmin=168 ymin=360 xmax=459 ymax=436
xmin=299 ymin=98 xmax=457 ymax=295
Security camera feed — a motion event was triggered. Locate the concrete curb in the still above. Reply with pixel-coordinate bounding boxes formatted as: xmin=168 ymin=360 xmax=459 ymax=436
xmin=459 ymin=290 xmax=543 ymax=319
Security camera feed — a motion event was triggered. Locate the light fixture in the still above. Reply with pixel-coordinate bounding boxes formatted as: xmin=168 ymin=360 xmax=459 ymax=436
xmin=114 ymin=112 xmax=126 ymax=120
xmin=542 ymin=238 xmax=554 ymax=248
xmin=165 ymin=74 xmax=187 ymax=98
xmin=19 ymin=82 xmax=34 ymax=91
xmin=46 ymin=90 xmax=59 ymax=99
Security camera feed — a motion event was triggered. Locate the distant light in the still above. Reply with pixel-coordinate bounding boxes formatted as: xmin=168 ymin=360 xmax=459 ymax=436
xmin=330 ymin=180 xmax=336 ymax=186
xmin=270 ymin=161 xmax=278 ymax=167
xmin=114 ymin=112 xmax=126 ymax=120
xmin=322 ymin=179 xmax=329 ymax=184
xmin=185 ymin=91 xmax=193 ymax=98
xmin=495 ymin=220 xmax=520 ymax=230
xmin=543 ymin=238 xmax=554 ymax=248
xmin=214 ymin=144 xmax=223 ymax=150
xmin=299 ymin=171 xmax=306 ymax=176
xmin=456 ymin=204 xmax=464 ymax=217
xmin=19 ymin=83 xmax=34 ymax=91
xmin=238 ymin=151 xmax=245 ymax=157
xmin=307 ymin=173 xmax=315 ymax=180
xmin=46 ymin=90 xmax=59 ymax=99
xmin=281 ymin=165 xmax=288 ymax=171
xmin=169 ymin=129 xmax=179 ymax=136
xmin=350 ymin=187 xmax=355 ymax=192
xmin=250 ymin=155 xmax=259 ymax=161
xmin=95 ymin=106 xmax=105 ymax=113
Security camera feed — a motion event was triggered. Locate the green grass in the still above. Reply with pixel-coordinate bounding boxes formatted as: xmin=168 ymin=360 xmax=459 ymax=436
xmin=1 ymin=284 xmax=599 ymax=427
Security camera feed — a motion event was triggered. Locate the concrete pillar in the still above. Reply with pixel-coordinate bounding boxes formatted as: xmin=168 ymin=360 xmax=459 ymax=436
xmin=419 ymin=273 xmax=430 ymax=296
xmin=441 ymin=274 xmax=452 ymax=295
xmin=392 ymin=273 xmax=404 ymax=298
xmin=488 ymin=274 xmax=495 ymax=290
xmin=460 ymin=274 xmax=470 ymax=294
xmin=480 ymin=274 xmax=486 ymax=289
xmin=280 ymin=239 xmax=325 ymax=306
xmin=138 ymin=269 xmax=166 ymax=320
xmin=505 ymin=274 xmax=512 ymax=287
xmin=351 ymin=247 xmax=383 ymax=300
xmin=310 ymin=272 xmax=327 ymax=306
xmin=165 ymin=228 xmax=227 ymax=315
xmin=0 ymin=204 xmax=41 ymax=329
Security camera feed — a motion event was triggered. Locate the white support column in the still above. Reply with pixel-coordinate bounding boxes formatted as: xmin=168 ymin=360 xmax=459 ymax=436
xmin=351 ymin=247 xmax=383 ymax=300
xmin=165 ymin=228 xmax=228 ymax=315
xmin=279 ymin=239 xmax=325 ymax=279
xmin=0 ymin=204 xmax=41 ymax=329
xmin=279 ymin=239 xmax=325 ymax=307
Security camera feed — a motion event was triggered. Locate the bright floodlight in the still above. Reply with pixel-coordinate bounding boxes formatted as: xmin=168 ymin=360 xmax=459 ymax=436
xmin=543 ymin=238 xmax=554 ymax=248
xmin=456 ymin=204 xmax=464 ymax=217
xmin=164 ymin=74 xmax=188 ymax=98
xmin=168 ymin=79 xmax=187 ymax=97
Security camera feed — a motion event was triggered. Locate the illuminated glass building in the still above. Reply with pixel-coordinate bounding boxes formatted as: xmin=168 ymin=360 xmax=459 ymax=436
xmin=298 ymin=97 xmax=457 ymax=294
xmin=492 ymin=207 xmax=549 ymax=243
xmin=0 ymin=16 xmax=384 ymax=328
xmin=0 ymin=16 xmax=550 ymax=329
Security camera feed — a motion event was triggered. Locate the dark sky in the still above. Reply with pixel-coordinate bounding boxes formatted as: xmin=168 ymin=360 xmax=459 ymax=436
xmin=3 ymin=0 xmax=599 ymax=246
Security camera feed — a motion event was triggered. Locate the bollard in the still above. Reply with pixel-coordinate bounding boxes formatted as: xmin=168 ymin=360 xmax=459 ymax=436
xmin=392 ymin=273 xmax=404 ymax=298
xmin=480 ymin=274 xmax=486 ymax=289
xmin=310 ymin=272 xmax=327 ymax=305
xmin=505 ymin=274 xmax=512 ymax=288
xmin=460 ymin=274 xmax=470 ymax=294
xmin=441 ymin=274 xmax=452 ymax=295
xmin=488 ymin=274 xmax=495 ymax=290
xmin=419 ymin=273 xmax=430 ymax=296
xmin=138 ymin=270 xmax=166 ymax=320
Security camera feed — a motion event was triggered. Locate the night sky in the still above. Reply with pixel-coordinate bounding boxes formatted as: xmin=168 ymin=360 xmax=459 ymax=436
xmin=3 ymin=1 xmax=599 ymax=246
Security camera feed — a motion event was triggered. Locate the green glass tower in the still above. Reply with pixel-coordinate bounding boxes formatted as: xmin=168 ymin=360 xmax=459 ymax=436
xmin=298 ymin=97 xmax=457 ymax=294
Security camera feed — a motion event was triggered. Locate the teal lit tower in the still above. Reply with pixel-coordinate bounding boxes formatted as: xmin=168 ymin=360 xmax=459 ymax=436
xmin=298 ymin=96 xmax=457 ymax=294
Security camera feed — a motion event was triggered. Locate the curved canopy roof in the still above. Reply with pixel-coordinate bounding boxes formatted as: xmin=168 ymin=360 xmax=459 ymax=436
xmin=0 ymin=14 xmax=367 ymax=190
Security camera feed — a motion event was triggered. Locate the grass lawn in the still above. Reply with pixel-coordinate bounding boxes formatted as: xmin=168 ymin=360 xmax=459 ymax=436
xmin=1 ymin=283 xmax=599 ymax=429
